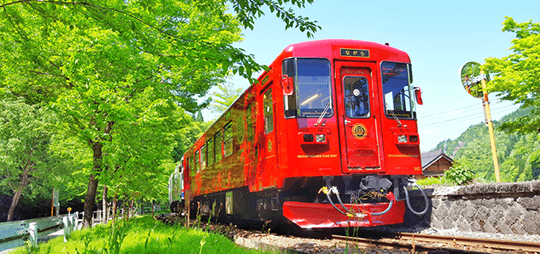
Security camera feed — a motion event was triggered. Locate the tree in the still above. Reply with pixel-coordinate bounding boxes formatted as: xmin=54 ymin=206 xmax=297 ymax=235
xmin=0 ymin=96 xmax=62 ymax=221
xmin=433 ymin=106 xmax=540 ymax=182
xmin=0 ymin=0 xmax=320 ymax=226
xmin=194 ymin=109 xmax=204 ymax=123
xmin=171 ymin=119 xmax=214 ymax=162
xmin=209 ymin=83 xmax=244 ymax=114
xmin=484 ymin=17 xmax=540 ymax=134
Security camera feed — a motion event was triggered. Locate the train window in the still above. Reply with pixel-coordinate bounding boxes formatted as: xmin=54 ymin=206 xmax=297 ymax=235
xmin=283 ymin=58 xmax=297 ymax=117
xmin=224 ymin=122 xmax=233 ymax=157
xmin=344 ymin=76 xmax=370 ymax=118
xmin=264 ymin=88 xmax=274 ymax=133
xmin=207 ymin=138 xmax=214 ymax=167
xmin=201 ymin=145 xmax=206 ymax=170
xmin=381 ymin=62 xmax=416 ymax=119
xmin=188 ymin=156 xmax=195 ymax=177
xmin=236 ymin=113 xmax=245 ymax=143
xmin=215 ymin=131 xmax=222 ymax=162
xmin=195 ymin=150 xmax=200 ymax=172
xmin=247 ymin=102 xmax=256 ymax=141
xmin=283 ymin=58 xmax=332 ymax=118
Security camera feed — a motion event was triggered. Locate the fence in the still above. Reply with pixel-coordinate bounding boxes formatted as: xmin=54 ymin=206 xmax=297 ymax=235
xmin=1 ymin=204 xmax=165 ymax=252
xmin=0 ymin=213 xmax=77 ymax=252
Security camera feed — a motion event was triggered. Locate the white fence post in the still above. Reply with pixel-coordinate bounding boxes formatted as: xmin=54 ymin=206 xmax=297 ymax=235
xmin=62 ymin=216 xmax=70 ymax=242
xmin=29 ymin=222 xmax=38 ymax=248
xmin=69 ymin=214 xmax=75 ymax=232
xmin=73 ymin=212 xmax=79 ymax=230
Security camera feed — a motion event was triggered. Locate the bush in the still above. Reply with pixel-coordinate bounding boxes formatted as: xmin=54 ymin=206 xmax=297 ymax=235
xmin=444 ymin=164 xmax=475 ymax=185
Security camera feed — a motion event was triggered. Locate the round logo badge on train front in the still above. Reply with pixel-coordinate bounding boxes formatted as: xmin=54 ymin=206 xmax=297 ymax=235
xmin=352 ymin=123 xmax=367 ymax=140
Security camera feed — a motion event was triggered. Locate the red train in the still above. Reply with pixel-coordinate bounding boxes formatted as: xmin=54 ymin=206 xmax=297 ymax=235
xmin=169 ymin=39 xmax=428 ymax=229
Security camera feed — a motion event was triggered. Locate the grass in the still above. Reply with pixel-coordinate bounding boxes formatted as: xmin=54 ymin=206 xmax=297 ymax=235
xmin=12 ymin=216 xmax=275 ymax=254
xmin=416 ymin=176 xmax=450 ymax=186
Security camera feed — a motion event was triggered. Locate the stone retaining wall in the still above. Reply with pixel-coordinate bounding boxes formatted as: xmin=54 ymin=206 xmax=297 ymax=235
xmin=408 ymin=180 xmax=540 ymax=235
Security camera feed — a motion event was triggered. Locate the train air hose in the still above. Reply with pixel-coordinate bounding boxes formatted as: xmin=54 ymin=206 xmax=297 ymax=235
xmin=318 ymin=186 xmax=394 ymax=218
xmin=402 ymin=181 xmax=429 ymax=216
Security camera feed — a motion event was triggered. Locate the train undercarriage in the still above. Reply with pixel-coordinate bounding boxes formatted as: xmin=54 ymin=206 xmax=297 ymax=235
xmin=176 ymin=175 xmax=428 ymax=229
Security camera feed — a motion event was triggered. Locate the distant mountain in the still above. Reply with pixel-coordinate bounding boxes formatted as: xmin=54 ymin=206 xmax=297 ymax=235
xmin=431 ymin=106 xmax=540 ymax=182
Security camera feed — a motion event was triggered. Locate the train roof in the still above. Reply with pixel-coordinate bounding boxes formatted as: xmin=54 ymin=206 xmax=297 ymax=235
xmin=270 ymin=39 xmax=411 ymax=67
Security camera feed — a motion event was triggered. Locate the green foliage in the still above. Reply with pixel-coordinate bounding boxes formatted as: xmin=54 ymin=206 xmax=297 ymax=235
xmin=172 ymin=119 xmax=214 ymax=162
xmin=0 ymin=0 xmax=320 ymax=221
xmin=194 ymin=109 xmax=204 ymax=123
xmin=484 ymin=17 xmax=540 ymax=134
xmin=229 ymin=0 xmax=321 ymax=38
xmin=444 ymin=163 xmax=475 ymax=185
xmin=416 ymin=177 xmax=449 ymax=186
xmin=11 ymin=216 xmax=274 ymax=254
xmin=433 ymin=106 xmax=540 ymax=182
xmin=0 ymin=95 xmax=72 ymax=220
xmin=209 ymin=82 xmax=244 ymax=114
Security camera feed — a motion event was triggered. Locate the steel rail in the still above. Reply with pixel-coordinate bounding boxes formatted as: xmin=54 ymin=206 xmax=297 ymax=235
xmin=333 ymin=233 xmax=540 ymax=253
xmin=398 ymin=232 xmax=540 ymax=253
xmin=332 ymin=234 xmax=480 ymax=253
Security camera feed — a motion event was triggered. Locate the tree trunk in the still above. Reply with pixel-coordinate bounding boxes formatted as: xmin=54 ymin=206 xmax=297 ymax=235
xmin=82 ymin=141 xmax=103 ymax=228
xmin=128 ymin=198 xmax=134 ymax=219
xmin=112 ymin=189 xmax=118 ymax=225
xmin=82 ymin=174 xmax=99 ymax=227
xmin=102 ymin=185 xmax=108 ymax=224
xmin=7 ymin=186 xmax=23 ymax=222
xmin=7 ymin=169 xmax=30 ymax=221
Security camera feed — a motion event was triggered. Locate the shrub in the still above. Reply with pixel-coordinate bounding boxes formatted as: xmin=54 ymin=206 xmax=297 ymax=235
xmin=444 ymin=163 xmax=475 ymax=185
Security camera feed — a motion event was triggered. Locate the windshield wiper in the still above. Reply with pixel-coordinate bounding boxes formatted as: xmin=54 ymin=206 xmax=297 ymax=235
xmin=315 ymin=102 xmax=331 ymax=126
xmin=385 ymin=103 xmax=402 ymax=127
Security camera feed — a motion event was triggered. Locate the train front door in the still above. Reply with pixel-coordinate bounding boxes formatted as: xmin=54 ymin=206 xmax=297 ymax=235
xmin=335 ymin=62 xmax=383 ymax=173
xmin=257 ymin=86 xmax=278 ymax=190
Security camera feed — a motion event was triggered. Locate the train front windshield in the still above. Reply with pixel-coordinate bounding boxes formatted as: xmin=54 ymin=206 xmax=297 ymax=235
xmin=283 ymin=58 xmax=333 ymax=118
xmin=381 ymin=62 xmax=416 ymax=119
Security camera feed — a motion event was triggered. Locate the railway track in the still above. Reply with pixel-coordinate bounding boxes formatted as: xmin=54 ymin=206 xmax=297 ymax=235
xmin=160 ymin=214 xmax=540 ymax=253
xmin=333 ymin=232 xmax=540 ymax=253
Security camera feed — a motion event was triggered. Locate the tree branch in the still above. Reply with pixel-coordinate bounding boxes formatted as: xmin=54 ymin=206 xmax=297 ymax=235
xmin=0 ymin=0 xmax=176 ymax=39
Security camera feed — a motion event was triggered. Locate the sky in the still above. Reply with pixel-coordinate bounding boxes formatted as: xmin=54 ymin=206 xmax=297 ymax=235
xmin=202 ymin=0 xmax=539 ymax=152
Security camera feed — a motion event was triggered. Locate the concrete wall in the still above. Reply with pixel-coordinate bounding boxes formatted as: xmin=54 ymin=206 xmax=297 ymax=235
xmin=406 ymin=180 xmax=540 ymax=235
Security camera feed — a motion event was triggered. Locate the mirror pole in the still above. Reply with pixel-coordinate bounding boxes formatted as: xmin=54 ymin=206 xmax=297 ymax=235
xmin=481 ymin=70 xmax=501 ymax=182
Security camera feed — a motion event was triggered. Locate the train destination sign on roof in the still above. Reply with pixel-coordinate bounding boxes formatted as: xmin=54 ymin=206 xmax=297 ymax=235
xmin=340 ymin=48 xmax=369 ymax=57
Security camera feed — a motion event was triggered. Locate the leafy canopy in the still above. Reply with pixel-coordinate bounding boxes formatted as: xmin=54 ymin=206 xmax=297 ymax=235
xmin=0 ymin=0 xmax=321 ymax=220
xmin=209 ymin=83 xmax=244 ymax=114
xmin=484 ymin=17 xmax=540 ymax=134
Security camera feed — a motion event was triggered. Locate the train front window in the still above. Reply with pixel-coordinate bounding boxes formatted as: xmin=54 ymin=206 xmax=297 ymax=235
xmin=344 ymin=76 xmax=370 ymax=118
xmin=381 ymin=62 xmax=416 ymax=119
xmin=283 ymin=58 xmax=333 ymax=118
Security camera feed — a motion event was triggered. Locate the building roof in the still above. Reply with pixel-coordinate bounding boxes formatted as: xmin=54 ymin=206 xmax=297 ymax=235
xmin=421 ymin=149 xmax=454 ymax=169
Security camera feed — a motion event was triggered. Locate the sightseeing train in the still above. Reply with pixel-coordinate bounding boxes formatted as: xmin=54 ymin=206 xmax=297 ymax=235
xmin=168 ymin=39 xmax=428 ymax=229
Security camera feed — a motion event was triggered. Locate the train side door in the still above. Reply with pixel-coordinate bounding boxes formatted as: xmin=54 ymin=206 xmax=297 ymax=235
xmin=335 ymin=61 xmax=383 ymax=173
xmin=246 ymin=94 xmax=258 ymax=190
xmin=257 ymin=86 xmax=278 ymax=190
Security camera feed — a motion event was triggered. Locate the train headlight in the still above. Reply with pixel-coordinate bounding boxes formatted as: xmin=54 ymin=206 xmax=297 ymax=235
xmin=303 ymin=134 xmax=314 ymax=142
xmin=397 ymin=135 xmax=407 ymax=143
xmin=316 ymin=134 xmax=326 ymax=142
xmin=409 ymin=135 xmax=419 ymax=143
